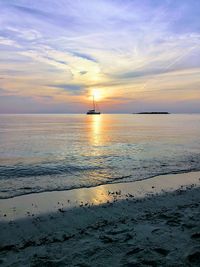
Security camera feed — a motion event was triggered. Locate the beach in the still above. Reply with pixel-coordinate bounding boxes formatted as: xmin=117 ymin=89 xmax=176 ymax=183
xmin=1 ymin=171 xmax=200 ymax=266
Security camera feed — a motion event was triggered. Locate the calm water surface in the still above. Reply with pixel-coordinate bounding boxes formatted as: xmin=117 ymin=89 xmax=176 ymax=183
xmin=0 ymin=114 xmax=200 ymax=198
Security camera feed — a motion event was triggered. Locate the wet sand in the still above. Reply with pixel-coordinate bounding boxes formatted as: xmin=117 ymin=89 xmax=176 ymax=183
xmin=0 ymin=171 xmax=200 ymax=266
xmin=1 ymin=171 xmax=200 ymax=221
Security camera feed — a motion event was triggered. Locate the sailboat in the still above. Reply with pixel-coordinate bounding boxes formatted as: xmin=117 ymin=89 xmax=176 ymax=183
xmin=86 ymin=95 xmax=101 ymax=115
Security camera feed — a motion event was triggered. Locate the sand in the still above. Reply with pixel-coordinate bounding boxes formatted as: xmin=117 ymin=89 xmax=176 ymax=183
xmin=0 ymin=171 xmax=200 ymax=266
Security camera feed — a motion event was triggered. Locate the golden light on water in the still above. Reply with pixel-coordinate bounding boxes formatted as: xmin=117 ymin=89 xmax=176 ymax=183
xmin=90 ymin=115 xmax=102 ymax=147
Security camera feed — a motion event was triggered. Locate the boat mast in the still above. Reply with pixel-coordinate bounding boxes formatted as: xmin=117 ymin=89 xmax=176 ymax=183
xmin=93 ymin=95 xmax=95 ymax=111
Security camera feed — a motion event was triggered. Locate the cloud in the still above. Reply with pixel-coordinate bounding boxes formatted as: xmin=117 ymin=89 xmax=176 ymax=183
xmin=0 ymin=88 xmax=8 ymax=95
xmin=6 ymin=26 xmax=42 ymax=41
xmin=11 ymin=4 xmax=49 ymax=18
xmin=72 ymin=52 xmax=97 ymax=63
xmin=0 ymin=37 xmax=21 ymax=48
xmin=79 ymin=71 xmax=87 ymax=75
xmin=48 ymin=84 xmax=85 ymax=95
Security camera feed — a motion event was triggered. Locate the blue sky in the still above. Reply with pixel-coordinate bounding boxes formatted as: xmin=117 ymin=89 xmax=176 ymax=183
xmin=0 ymin=0 xmax=200 ymax=113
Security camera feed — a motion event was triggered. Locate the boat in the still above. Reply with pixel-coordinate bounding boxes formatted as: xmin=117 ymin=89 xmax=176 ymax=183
xmin=86 ymin=95 xmax=101 ymax=115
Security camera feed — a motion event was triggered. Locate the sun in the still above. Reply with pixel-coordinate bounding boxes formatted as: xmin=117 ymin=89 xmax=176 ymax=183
xmin=91 ymin=88 xmax=103 ymax=101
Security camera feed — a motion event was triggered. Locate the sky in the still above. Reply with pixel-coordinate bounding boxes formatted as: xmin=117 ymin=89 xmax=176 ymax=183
xmin=0 ymin=0 xmax=200 ymax=113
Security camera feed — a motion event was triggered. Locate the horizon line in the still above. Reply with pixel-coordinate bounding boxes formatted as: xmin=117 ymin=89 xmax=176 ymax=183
xmin=0 ymin=112 xmax=200 ymax=115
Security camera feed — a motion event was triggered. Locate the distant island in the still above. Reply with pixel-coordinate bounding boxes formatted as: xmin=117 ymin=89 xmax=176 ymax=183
xmin=134 ymin=112 xmax=170 ymax=114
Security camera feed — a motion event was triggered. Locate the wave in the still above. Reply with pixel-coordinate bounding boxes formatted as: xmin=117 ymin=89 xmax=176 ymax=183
xmin=1 ymin=167 xmax=200 ymax=199
xmin=0 ymin=163 xmax=103 ymax=179
xmin=1 ymin=153 xmax=200 ymax=199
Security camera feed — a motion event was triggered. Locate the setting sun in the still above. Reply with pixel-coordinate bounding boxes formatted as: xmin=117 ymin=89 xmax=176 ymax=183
xmin=90 ymin=88 xmax=103 ymax=101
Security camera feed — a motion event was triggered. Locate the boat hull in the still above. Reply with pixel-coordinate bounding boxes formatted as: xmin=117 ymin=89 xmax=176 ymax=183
xmin=86 ymin=112 xmax=101 ymax=115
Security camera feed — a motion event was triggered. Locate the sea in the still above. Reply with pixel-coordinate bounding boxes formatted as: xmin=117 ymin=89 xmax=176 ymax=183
xmin=0 ymin=114 xmax=200 ymax=199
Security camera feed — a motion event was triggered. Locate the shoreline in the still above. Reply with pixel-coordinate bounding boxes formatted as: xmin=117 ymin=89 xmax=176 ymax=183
xmin=0 ymin=171 xmax=200 ymax=266
xmin=1 ymin=169 xmax=199 ymax=200
xmin=1 ymin=171 xmax=200 ymax=222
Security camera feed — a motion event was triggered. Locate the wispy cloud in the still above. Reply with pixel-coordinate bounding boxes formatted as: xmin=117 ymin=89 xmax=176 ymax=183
xmin=48 ymin=83 xmax=85 ymax=96
xmin=0 ymin=36 xmax=21 ymax=48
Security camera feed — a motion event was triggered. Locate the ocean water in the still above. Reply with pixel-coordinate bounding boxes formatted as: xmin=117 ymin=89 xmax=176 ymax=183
xmin=0 ymin=114 xmax=200 ymax=199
